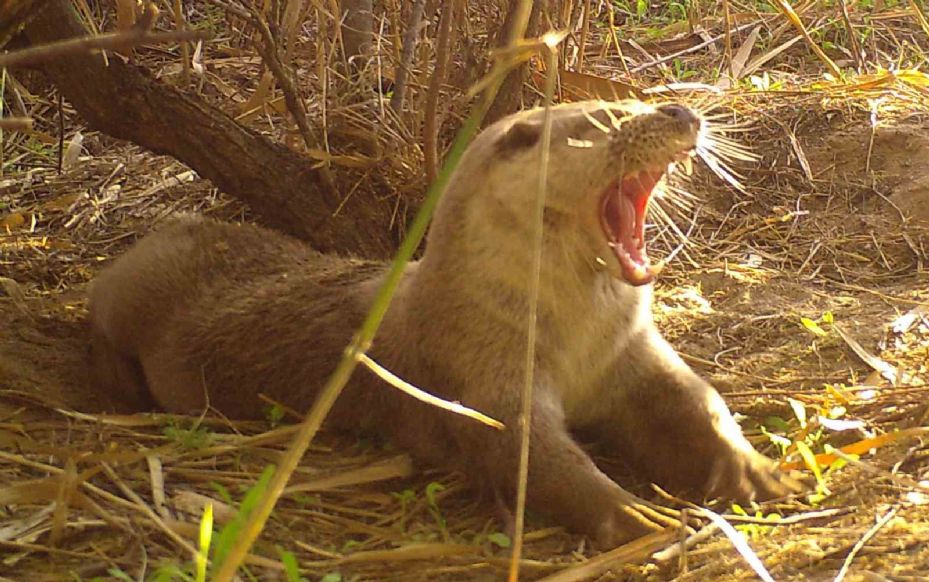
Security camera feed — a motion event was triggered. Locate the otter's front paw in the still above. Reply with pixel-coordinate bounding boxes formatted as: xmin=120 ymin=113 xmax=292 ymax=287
xmin=705 ymin=439 xmax=802 ymax=502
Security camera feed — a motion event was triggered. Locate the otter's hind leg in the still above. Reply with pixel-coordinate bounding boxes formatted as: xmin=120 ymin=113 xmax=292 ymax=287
xmin=89 ymin=326 xmax=155 ymax=411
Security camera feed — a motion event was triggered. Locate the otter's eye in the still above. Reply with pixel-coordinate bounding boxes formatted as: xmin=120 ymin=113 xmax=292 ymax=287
xmin=495 ymin=120 xmax=541 ymax=155
xmin=656 ymin=104 xmax=701 ymax=132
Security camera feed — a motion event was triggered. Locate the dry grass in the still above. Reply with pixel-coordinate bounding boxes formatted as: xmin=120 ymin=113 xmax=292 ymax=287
xmin=2 ymin=1 xmax=929 ymax=580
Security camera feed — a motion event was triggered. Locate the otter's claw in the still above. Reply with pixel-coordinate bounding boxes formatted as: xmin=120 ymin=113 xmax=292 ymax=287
xmin=593 ymin=486 xmax=683 ymax=548
xmin=707 ymin=448 xmax=804 ymax=503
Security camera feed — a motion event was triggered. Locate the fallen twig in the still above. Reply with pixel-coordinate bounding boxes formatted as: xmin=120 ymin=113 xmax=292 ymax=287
xmin=0 ymin=117 xmax=33 ymax=131
xmin=834 ymin=507 xmax=898 ymax=582
xmin=358 ymin=354 xmax=504 ymax=429
xmin=537 ymin=530 xmax=679 ymax=582
xmin=700 ymin=507 xmax=775 ymax=582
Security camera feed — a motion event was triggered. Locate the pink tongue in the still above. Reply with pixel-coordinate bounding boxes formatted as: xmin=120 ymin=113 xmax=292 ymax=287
xmin=618 ymin=175 xmax=650 ymax=265
xmin=610 ymin=172 xmax=662 ymax=285
xmin=619 ymin=195 xmax=638 ymax=254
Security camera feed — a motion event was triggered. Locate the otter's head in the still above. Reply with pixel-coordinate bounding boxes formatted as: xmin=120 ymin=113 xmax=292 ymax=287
xmin=434 ymin=100 xmax=706 ymax=287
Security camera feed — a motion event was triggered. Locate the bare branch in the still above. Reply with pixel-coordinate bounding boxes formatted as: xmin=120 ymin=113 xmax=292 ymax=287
xmin=0 ymin=28 xmax=209 ymax=69
xmin=246 ymin=5 xmax=336 ymax=190
xmin=424 ymin=0 xmax=456 ymax=184
xmin=390 ymin=0 xmax=426 ymax=112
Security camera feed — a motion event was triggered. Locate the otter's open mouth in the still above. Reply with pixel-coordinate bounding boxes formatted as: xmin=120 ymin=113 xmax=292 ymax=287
xmin=599 ymin=169 xmax=665 ymax=286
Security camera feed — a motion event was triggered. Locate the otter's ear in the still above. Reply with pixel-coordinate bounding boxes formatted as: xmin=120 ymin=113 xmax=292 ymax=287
xmin=495 ymin=120 xmax=542 ymax=155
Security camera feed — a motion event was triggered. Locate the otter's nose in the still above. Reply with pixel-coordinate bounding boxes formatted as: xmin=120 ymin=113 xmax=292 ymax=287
xmin=657 ymin=104 xmax=701 ymax=131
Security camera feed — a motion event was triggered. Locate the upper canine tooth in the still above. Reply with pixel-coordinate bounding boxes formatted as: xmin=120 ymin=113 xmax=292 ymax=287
xmin=682 ymin=157 xmax=694 ymax=176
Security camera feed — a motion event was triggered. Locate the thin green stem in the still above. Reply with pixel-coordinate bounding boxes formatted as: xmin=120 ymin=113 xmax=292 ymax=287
xmin=507 ymin=35 xmax=558 ymax=582
xmin=212 ymin=4 xmax=535 ymax=578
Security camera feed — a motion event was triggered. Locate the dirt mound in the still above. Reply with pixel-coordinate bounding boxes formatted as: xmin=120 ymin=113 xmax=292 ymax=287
xmin=809 ymin=116 xmax=929 ymax=229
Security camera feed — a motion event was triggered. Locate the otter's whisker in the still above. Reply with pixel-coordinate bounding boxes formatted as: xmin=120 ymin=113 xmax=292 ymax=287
xmin=650 ymin=197 xmax=692 ymax=244
xmin=655 ymin=228 xmax=688 ymax=265
xmin=583 ymin=109 xmax=613 ymax=134
xmin=704 ymin=147 xmax=756 ymax=167
xmin=698 ymin=110 xmax=744 ymax=123
xmin=653 ymin=199 xmax=703 ymax=268
xmin=602 ymin=106 xmax=623 ymax=132
xmin=665 ymin=185 xmax=699 ymax=207
xmin=707 ymin=138 xmax=756 ymax=157
xmin=699 ymin=145 xmax=752 ymax=177
xmin=693 ymin=97 xmax=726 ymax=120
xmin=705 ymin=123 xmax=755 ymax=132
xmin=698 ymin=149 xmax=748 ymax=192
xmin=704 ymin=135 xmax=758 ymax=161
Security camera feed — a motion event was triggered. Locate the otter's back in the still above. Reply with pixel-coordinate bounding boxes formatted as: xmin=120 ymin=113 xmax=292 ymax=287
xmin=88 ymin=215 xmax=386 ymax=416
xmin=88 ymin=215 xmax=321 ymax=352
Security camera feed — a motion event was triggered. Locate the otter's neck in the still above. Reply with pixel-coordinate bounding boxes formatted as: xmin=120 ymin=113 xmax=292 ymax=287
xmin=407 ymin=206 xmax=653 ymax=363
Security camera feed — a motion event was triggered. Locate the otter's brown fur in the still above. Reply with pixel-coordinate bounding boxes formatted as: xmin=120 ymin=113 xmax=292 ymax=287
xmin=88 ymin=100 xmax=795 ymax=546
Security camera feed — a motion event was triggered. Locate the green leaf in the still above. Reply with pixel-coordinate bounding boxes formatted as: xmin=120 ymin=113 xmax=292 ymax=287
xmin=823 ymin=443 xmax=855 ymax=471
xmin=210 ymin=481 xmax=233 ymax=505
xmin=393 ymin=488 xmax=416 ymax=504
xmin=150 ymin=565 xmax=194 ymax=582
xmin=487 ymin=532 xmax=511 ymax=548
xmin=764 ymin=415 xmax=790 ymax=432
xmin=214 ymin=466 xmax=276 ymax=571
xmin=163 ymin=421 xmax=213 ymax=450
xmin=240 ymin=465 xmax=275 ymax=516
xmin=278 ymin=548 xmax=305 ymax=582
xmin=796 ymin=441 xmax=831 ymax=498
xmin=341 ymin=539 xmax=361 ymax=552
xmin=800 ymin=317 xmax=828 ymax=337
xmin=196 ymin=503 xmax=214 ymax=582
xmin=425 ymin=482 xmax=445 ymax=507
xmin=266 ymin=404 xmax=285 ymax=426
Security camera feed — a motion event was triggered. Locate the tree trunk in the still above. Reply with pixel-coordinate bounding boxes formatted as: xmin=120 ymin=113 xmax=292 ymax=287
xmin=24 ymin=0 xmax=397 ymax=258
xmin=340 ymin=0 xmax=373 ymax=77
xmin=484 ymin=0 xmax=547 ymax=126
xmin=0 ymin=0 xmax=44 ymax=48
xmin=390 ymin=0 xmax=426 ymax=113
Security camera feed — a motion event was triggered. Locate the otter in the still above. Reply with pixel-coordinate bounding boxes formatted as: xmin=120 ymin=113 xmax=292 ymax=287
xmin=88 ymin=100 xmax=796 ymax=546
